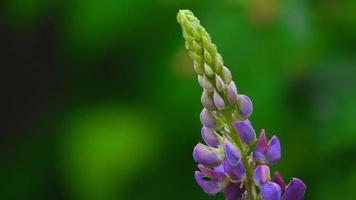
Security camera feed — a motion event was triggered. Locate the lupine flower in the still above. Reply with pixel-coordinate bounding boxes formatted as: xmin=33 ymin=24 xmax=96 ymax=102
xmin=233 ymin=119 xmax=256 ymax=145
xmin=274 ymin=172 xmax=307 ymax=200
xmin=253 ymin=129 xmax=281 ymax=164
xmin=254 ymin=165 xmax=271 ymax=187
xmin=177 ymin=9 xmax=306 ymax=200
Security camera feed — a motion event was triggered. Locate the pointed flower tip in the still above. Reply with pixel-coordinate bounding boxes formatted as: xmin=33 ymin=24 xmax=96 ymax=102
xmin=193 ymin=143 xmax=223 ymax=168
xmin=233 ymin=119 xmax=256 ymax=145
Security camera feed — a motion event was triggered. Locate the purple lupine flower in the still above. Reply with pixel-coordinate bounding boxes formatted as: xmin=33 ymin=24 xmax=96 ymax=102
xmin=194 ymin=166 xmax=227 ymax=195
xmin=260 ymin=182 xmax=282 ymax=200
xmin=195 ymin=162 xmax=245 ymax=199
xmin=233 ymin=119 xmax=256 ymax=145
xmin=222 ymin=159 xmax=245 ymax=181
xmin=193 ymin=143 xmax=224 ymax=167
xmin=254 ymin=165 xmax=271 ymax=187
xmin=237 ymin=94 xmax=253 ymax=119
xmin=224 ymin=138 xmax=241 ymax=166
xmin=253 ymin=129 xmax=281 ymax=164
xmin=272 ymin=172 xmax=306 ymax=200
xmin=281 ymin=178 xmax=306 ymax=200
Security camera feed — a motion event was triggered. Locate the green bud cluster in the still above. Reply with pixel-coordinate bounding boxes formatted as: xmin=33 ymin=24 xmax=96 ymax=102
xmin=177 ymin=10 xmax=224 ymax=76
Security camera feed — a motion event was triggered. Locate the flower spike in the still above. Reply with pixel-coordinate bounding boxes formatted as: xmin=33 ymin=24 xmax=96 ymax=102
xmin=177 ymin=9 xmax=306 ymax=200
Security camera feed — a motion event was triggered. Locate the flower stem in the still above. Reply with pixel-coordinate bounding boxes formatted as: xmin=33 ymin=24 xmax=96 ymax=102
xmin=225 ymin=115 xmax=257 ymax=200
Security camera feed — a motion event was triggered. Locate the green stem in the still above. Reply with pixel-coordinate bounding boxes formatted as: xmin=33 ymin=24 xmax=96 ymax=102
xmin=225 ymin=114 xmax=257 ymax=200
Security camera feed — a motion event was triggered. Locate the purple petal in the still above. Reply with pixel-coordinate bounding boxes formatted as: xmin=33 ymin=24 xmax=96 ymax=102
xmin=222 ymin=160 xmax=245 ymax=181
xmin=197 ymin=164 xmax=226 ymax=181
xmin=237 ymin=95 xmax=253 ymax=119
xmin=194 ymin=171 xmax=224 ymax=195
xmin=200 ymin=108 xmax=216 ymax=129
xmin=233 ymin=119 xmax=256 ymax=145
xmin=193 ymin=143 xmax=223 ymax=167
xmin=201 ymin=127 xmax=220 ymax=148
xmin=223 ymin=183 xmax=244 ymax=200
xmin=273 ymin=171 xmax=286 ymax=193
xmin=213 ymin=90 xmax=225 ymax=109
xmin=282 ymin=178 xmax=306 ymax=200
xmin=224 ymin=139 xmax=241 ymax=166
xmin=260 ymin=182 xmax=282 ymax=200
xmin=266 ymin=136 xmax=281 ymax=164
xmin=253 ymin=165 xmax=271 ymax=187
xmin=253 ymin=129 xmax=268 ymax=163
xmin=201 ymin=90 xmax=216 ymax=110
xmin=226 ymin=81 xmax=238 ymax=105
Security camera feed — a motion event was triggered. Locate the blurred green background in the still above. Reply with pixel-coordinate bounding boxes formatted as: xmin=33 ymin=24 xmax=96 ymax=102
xmin=1 ymin=0 xmax=356 ymax=199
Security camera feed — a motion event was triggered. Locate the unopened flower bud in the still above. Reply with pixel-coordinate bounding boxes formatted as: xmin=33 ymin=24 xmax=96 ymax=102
xmin=222 ymin=66 xmax=232 ymax=84
xmin=201 ymin=90 xmax=216 ymax=110
xmin=237 ymin=94 xmax=253 ymax=119
xmin=202 ymin=75 xmax=214 ymax=91
xmin=201 ymin=127 xmax=221 ymax=148
xmin=213 ymin=90 xmax=225 ymax=109
xmin=193 ymin=143 xmax=224 ymax=168
xmin=204 ymin=63 xmax=214 ymax=77
xmin=226 ymin=81 xmax=238 ymax=105
xmin=215 ymin=75 xmax=225 ymax=92
xmin=194 ymin=62 xmax=205 ymax=75
xmin=200 ymin=108 xmax=217 ymax=129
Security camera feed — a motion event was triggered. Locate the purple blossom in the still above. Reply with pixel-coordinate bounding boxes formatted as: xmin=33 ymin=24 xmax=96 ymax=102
xmin=254 ymin=165 xmax=271 ymax=187
xmin=224 ymin=138 xmax=241 ymax=166
xmin=260 ymin=182 xmax=282 ymax=200
xmin=194 ymin=161 xmax=246 ymax=199
xmin=233 ymin=119 xmax=256 ymax=145
xmin=253 ymin=129 xmax=281 ymax=164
